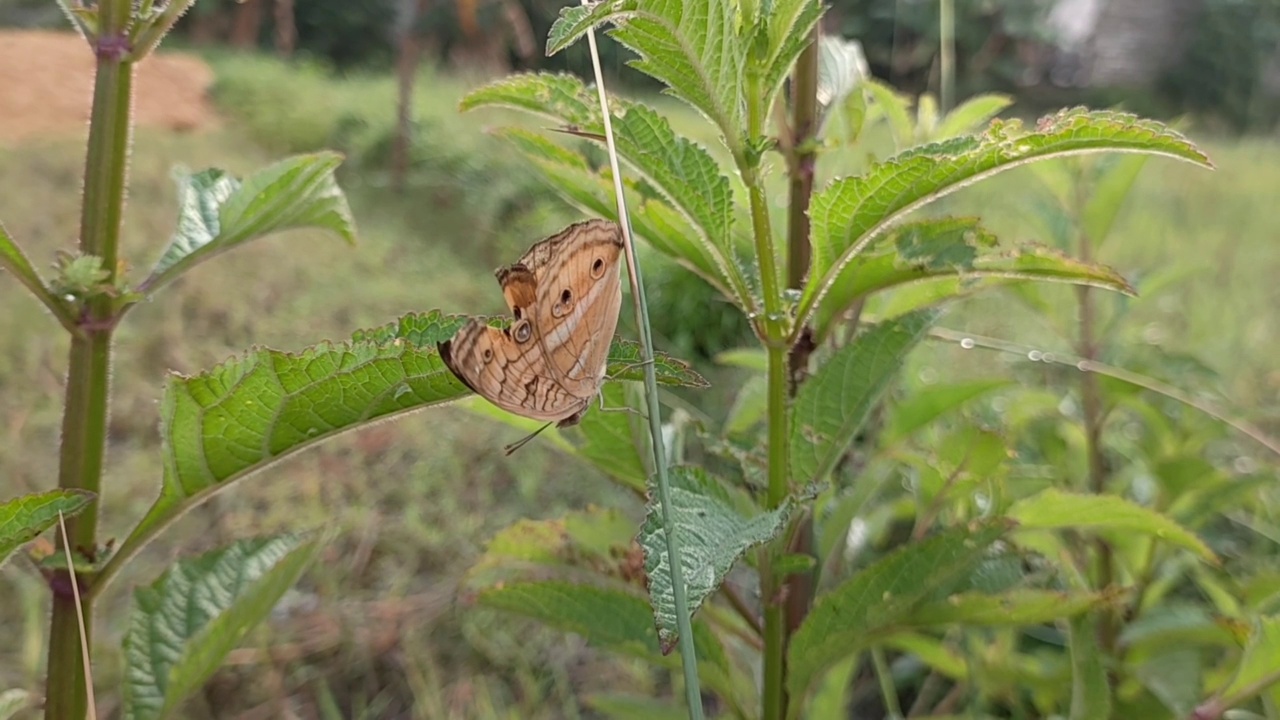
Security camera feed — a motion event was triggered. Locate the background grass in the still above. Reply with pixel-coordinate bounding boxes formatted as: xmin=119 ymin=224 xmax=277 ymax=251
xmin=0 ymin=47 xmax=1276 ymax=717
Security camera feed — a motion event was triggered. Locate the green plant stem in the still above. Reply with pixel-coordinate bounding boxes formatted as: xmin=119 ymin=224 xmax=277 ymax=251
xmin=782 ymin=26 xmax=820 ymax=717
xmin=761 ymin=345 xmax=790 ymax=720
xmin=871 ymin=645 xmax=904 ymax=719
xmin=46 ymin=4 xmax=134 ymax=717
xmin=939 ymin=0 xmax=955 ymax=113
xmin=582 ymin=17 xmax=703 ymax=720
xmin=1072 ymin=173 xmax=1118 ymax=656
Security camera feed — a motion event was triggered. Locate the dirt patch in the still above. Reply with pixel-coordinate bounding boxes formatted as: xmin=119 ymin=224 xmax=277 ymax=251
xmin=0 ymin=29 xmax=218 ymax=144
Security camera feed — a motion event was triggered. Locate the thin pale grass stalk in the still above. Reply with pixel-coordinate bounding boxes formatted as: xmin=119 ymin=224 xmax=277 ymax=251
xmin=581 ymin=5 xmax=704 ymax=718
xmin=57 ymin=512 xmax=96 ymax=720
xmin=927 ymin=326 xmax=1280 ymax=458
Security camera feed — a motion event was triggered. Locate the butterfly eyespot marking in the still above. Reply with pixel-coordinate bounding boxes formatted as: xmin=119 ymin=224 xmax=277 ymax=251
xmin=590 ymin=257 xmax=606 ymax=278
xmin=482 ymin=348 xmax=494 ymax=362
xmin=561 ymin=288 xmax=572 ymax=304
xmin=513 ymin=320 xmax=532 ymax=343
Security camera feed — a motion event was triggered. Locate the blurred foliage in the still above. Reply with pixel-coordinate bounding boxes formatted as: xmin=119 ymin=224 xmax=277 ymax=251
xmin=1159 ymin=0 xmax=1280 ymax=131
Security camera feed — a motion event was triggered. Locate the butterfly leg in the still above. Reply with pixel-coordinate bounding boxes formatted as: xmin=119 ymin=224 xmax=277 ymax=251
xmin=594 ymin=391 xmax=648 ymax=420
xmin=604 ymin=357 xmax=656 ymax=382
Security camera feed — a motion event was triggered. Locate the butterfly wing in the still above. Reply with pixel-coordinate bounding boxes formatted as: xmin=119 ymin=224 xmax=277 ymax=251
xmin=438 ymin=318 xmax=588 ymax=423
xmin=509 ymin=219 xmax=624 ymax=399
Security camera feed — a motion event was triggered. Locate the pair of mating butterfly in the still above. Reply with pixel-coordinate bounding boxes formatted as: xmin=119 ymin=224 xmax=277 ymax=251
xmin=438 ymin=219 xmax=626 ymax=454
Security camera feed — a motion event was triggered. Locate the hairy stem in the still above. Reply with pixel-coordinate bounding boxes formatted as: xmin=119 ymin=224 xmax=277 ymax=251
xmin=46 ymin=3 xmax=134 ymax=717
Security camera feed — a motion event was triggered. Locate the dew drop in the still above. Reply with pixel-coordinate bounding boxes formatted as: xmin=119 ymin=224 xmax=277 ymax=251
xmin=1042 ymin=352 xmax=1056 ymax=363
xmin=393 ymin=383 xmax=411 ymax=401
xmin=1234 ymin=456 xmax=1258 ymax=474
xmin=1027 ymin=350 xmax=1043 ymax=362
xmin=960 ymin=337 xmax=975 ymax=349
xmin=306 ymin=427 xmax=318 ymax=436
xmin=63 ymin=294 xmax=76 ymax=302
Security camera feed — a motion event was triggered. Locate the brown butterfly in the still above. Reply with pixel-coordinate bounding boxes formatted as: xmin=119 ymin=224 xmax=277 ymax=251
xmin=438 ymin=219 xmax=625 ymax=453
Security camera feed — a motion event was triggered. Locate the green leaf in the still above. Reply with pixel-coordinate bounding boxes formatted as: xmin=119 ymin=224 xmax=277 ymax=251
xmin=863 ymin=79 xmax=914 ymax=150
xmin=885 ymin=379 xmax=1011 ymax=442
xmin=714 ymin=347 xmax=768 ymax=371
xmin=119 ymin=311 xmax=703 ymax=567
xmin=1083 ymin=154 xmax=1150 ymax=248
xmin=546 ymin=1 xmax=745 ymax=139
xmin=477 ymin=581 xmax=737 ymax=695
xmin=1135 ymin=649 xmax=1201 ymax=718
xmin=573 ymin=383 xmax=649 ymax=490
xmin=1008 ymin=488 xmax=1216 ymax=562
xmin=0 ymin=689 xmax=31 ymax=720
xmin=0 ymin=222 xmax=64 ymax=314
xmin=142 ymin=153 xmax=356 ymax=294
xmin=0 ymin=490 xmax=95 ymax=566
xmin=465 ymin=506 xmax=636 ymax=588
xmin=812 ymin=229 xmax=1134 ymax=341
xmin=641 ymin=466 xmax=792 ymax=650
xmin=724 ymin=374 xmax=767 ymax=435
xmin=1216 ymin=615 xmax=1280 ymax=709
xmin=791 ymin=309 xmax=937 ymax=485
xmin=122 ymin=533 xmax=324 ymax=720
xmin=585 ymin=695 xmax=687 ymax=720
xmin=786 ymin=519 xmax=1011 ymax=709
xmin=801 ymin=109 xmax=1212 ymax=333
xmin=1068 ymin=616 xmax=1111 ymax=720
xmin=807 ymin=657 xmax=859 ymax=720
xmin=908 ymin=589 xmax=1110 ymax=626
xmin=934 ymin=93 xmax=1013 ymax=140
xmin=764 ymin=0 xmax=827 ymax=98
xmin=464 ymin=76 xmax=749 ymax=307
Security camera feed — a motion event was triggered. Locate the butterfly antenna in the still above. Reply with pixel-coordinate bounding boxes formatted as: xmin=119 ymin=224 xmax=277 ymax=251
xmin=504 ymin=422 xmax=553 ymax=456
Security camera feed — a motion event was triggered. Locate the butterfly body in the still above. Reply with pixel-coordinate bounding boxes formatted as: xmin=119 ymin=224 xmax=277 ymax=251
xmin=438 ymin=219 xmax=625 ymax=429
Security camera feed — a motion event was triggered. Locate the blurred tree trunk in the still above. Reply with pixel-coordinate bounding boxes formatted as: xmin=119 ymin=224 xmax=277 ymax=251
xmin=391 ymin=0 xmax=433 ymax=193
xmin=230 ymin=0 xmax=265 ymax=49
xmin=274 ymin=0 xmax=296 ymax=57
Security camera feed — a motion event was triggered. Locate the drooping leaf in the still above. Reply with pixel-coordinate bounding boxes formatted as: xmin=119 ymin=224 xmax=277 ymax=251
xmin=791 ymin=309 xmax=938 ymax=485
xmin=862 ymin=79 xmax=915 ymax=150
xmin=801 ymin=110 xmax=1212 ymax=332
xmin=812 ymin=34 xmax=865 ymax=131
xmin=1008 ymin=488 xmax=1216 ymax=562
xmin=0 ymin=490 xmax=95 ymax=566
xmin=142 ymin=153 xmax=356 ymax=293
xmin=546 ymin=1 xmax=745 ymax=138
xmin=812 ymin=230 xmax=1134 ymax=341
xmin=1068 ymin=616 xmax=1111 ymax=720
xmin=118 ymin=311 xmax=704 ymax=567
xmin=477 ymin=581 xmax=738 ymax=696
xmin=641 ymin=466 xmax=792 ymax=650
xmin=885 ymin=379 xmax=1012 ymax=442
xmin=807 ymin=657 xmax=860 ymax=720
xmin=1083 ymin=153 xmax=1150 ymax=248
xmin=786 ymin=519 xmax=1011 ymax=709
xmin=908 ymin=589 xmax=1110 ymax=627
xmin=121 ymin=533 xmax=324 ymax=720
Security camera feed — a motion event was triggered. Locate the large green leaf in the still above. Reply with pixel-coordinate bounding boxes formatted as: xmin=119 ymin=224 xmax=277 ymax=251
xmin=546 ymin=0 xmax=745 ymax=139
xmin=477 ymin=581 xmax=738 ymax=697
xmin=800 ymin=110 xmax=1212 ymax=332
xmin=141 ymin=153 xmax=356 ymax=294
xmin=640 ymin=466 xmax=792 ymax=650
xmin=1068 ymin=616 xmax=1111 ymax=720
xmin=122 ymin=533 xmax=324 ymax=720
xmin=571 ymin=383 xmax=649 ymax=490
xmin=1008 ymin=488 xmax=1216 ymax=562
xmin=490 ymin=127 xmax=738 ymax=303
xmin=908 ymin=589 xmax=1109 ymax=626
xmin=811 ymin=220 xmax=1134 ymax=341
xmin=116 ymin=311 xmax=704 ymax=572
xmin=884 ymin=379 xmax=1012 ymax=442
xmin=463 ymin=75 xmax=750 ymax=306
xmin=786 ymin=520 xmax=1011 ymax=711
xmin=0 ymin=490 xmax=95 ymax=566
xmin=1214 ymin=615 xmax=1280 ymax=711
xmin=791 ymin=309 xmax=938 ymax=485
